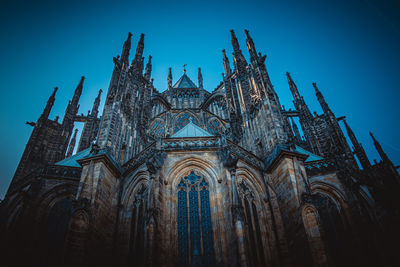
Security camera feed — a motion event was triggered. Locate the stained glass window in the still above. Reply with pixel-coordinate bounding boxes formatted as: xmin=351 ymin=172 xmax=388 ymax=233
xmin=175 ymin=113 xmax=197 ymax=132
xmin=207 ymin=119 xmax=224 ymax=135
xmin=150 ymin=119 xmax=165 ymax=137
xmin=177 ymin=171 xmax=216 ymax=267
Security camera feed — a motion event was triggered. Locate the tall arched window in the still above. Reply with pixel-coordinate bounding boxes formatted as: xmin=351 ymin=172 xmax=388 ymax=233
xmin=238 ymin=180 xmax=266 ymax=267
xmin=41 ymin=198 xmax=72 ymax=266
xmin=129 ymin=183 xmax=147 ymax=266
xmin=177 ymin=171 xmax=216 ymax=267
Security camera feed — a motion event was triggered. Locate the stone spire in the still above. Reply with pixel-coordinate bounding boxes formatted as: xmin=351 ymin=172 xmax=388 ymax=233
xmin=72 ymin=76 xmax=84 ymax=108
xmin=144 ymin=55 xmax=152 ymax=81
xmin=41 ymin=87 xmax=58 ymax=121
xmin=91 ymin=89 xmax=102 ymax=118
xmin=222 ymin=49 xmax=232 ymax=76
xmin=286 ymin=72 xmax=301 ymax=100
xmin=63 ymin=76 xmax=84 ymax=127
xmin=370 ymin=132 xmax=391 ymax=164
xmin=244 ymin=29 xmax=258 ymax=63
xmin=66 ymin=128 xmax=78 ymax=157
xmin=168 ymin=67 xmax=172 ymax=89
xmin=135 ymin=33 xmax=145 ymax=59
xmin=198 ymin=67 xmax=203 ymax=88
xmin=130 ymin=33 xmax=145 ymax=75
xmin=290 ymin=117 xmax=302 ymax=144
xmin=230 ymin=30 xmax=240 ymax=52
xmin=313 ymin=82 xmax=333 ymax=116
xmin=121 ymin=32 xmax=132 ymax=64
xmin=343 ymin=119 xmax=371 ymax=169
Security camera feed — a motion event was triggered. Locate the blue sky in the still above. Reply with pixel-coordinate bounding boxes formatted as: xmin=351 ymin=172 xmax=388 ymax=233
xmin=0 ymin=0 xmax=399 ymax=198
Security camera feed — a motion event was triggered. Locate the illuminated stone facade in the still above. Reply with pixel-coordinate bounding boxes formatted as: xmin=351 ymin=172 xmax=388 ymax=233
xmin=1 ymin=30 xmax=399 ymax=267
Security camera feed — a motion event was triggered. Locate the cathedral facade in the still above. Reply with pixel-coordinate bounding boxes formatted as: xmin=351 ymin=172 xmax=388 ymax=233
xmin=1 ymin=30 xmax=399 ymax=267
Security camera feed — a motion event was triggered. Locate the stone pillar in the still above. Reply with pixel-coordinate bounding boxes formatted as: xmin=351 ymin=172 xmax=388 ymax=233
xmin=76 ymin=151 xmax=121 ymax=266
xmin=229 ymin=167 xmax=249 ymax=267
xmin=146 ymin=172 xmax=157 ymax=267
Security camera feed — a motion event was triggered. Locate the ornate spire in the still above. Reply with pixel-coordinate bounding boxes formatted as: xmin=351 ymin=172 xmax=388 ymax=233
xmin=72 ymin=76 xmax=85 ymax=107
xmin=222 ymin=49 xmax=232 ymax=76
xmin=91 ymin=89 xmax=102 ymax=118
xmin=66 ymin=128 xmax=78 ymax=157
xmin=121 ymin=32 xmax=132 ymax=64
xmin=198 ymin=67 xmax=203 ymax=88
xmin=290 ymin=117 xmax=302 ymax=144
xmin=230 ymin=30 xmax=240 ymax=52
xmin=130 ymin=34 xmax=145 ymax=75
xmin=343 ymin=119 xmax=371 ymax=169
xmin=244 ymin=29 xmax=258 ymax=62
xmin=144 ymin=55 xmax=152 ymax=81
xmin=41 ymin=87 xmax=58 ymax=120
xmin=286 ymin=72 xmax=301 ymax=100
xmin=313 ymin=82 xmax=332 ymax=116
xmin=63 ymin=76 xmax=84 ymax=129
xmin=168 ymin=67 xmax=172 ymax=89
xmin=370 ymin=132 xmax=391 ymax=164
xmin=135 ymin=33 xmax=144 ymax=59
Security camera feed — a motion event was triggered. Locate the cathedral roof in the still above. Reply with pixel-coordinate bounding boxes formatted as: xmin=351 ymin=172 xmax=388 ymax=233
xmin=172 ymin=73 xmax=197 ymax=89
xmin=55 ymin=147 xmax=91 ymax=167
xmin=294 ymin=145 xmax=324 ymax=162
xmin=172 ymin=121 xmax=213 ymax=138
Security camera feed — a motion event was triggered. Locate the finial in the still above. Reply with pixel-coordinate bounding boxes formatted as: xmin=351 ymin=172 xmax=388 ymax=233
xmin=312 ymin=82 xmax=320 ymax=93
xmin=183 ymin=64 xmax=187 ymax=73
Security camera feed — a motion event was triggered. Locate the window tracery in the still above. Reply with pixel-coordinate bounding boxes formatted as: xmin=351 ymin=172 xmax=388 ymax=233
xmin=129 ymin=183 xmax=147 ymax=265
xmin=237 ymin=179 xmax=266 ymax=266
xmin=174 ymin=113 xmax=198 ymax=132
xmin=207 ymin=119 xmax=224 ymax=135
xmin=150 ymin=119 xmax=165 ymax=137
xmin=177 ymin=171 xmax=216 ymax=267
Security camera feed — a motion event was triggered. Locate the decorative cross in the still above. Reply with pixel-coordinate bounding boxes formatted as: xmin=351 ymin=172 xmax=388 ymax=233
xmin=183 ymin=64 xmax=187 ymax=73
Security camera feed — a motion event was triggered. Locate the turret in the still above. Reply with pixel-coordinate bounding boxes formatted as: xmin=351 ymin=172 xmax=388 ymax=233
xmin=343 ymin=119 xmax=371 ymax=169
xmin=244 ymin=29 xmax=258 ymax=63
xmin=168 ymin=67 xmax=172 ymax=89
xmin=198 ymin=67 xmax=203 ymax=88
xmin=144 ymin=55 xmax=152 ymax=81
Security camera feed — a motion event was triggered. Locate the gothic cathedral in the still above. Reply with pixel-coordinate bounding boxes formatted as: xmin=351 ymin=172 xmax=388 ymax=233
xmin=1 ymin=30 xmax=399 ymax=267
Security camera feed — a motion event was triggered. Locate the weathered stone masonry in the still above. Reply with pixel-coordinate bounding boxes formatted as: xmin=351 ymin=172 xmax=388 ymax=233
xmin=1 ymin=30 xmax=399 ymax=267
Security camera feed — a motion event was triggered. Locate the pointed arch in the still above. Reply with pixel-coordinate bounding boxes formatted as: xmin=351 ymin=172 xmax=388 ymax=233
xmin=301 ymin=204 xmax=328 ymax=266
xmin=235 ymin=167 xmax=270 ymax=266
xmin=172 ymin=110 xmax=201 ymax=134
xmin=64 ymin=209 xmax=90 ymax=266
xmin=163 ymin=156 xmax=226 ymax=265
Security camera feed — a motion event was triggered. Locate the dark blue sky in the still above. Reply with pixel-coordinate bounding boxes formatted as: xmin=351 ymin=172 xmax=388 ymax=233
xmin=0 ymin=0 xmax=399 ymax=198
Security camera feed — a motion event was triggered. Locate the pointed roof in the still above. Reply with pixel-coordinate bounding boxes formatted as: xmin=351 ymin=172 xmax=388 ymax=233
xmin=55 ymin=148 xmax=91 ymax=167
xmin=172 ymin=121 xmax=213 ymax=138
xmin=295 ymin=145 xmax=324 ymax=162
xmin=172 ymin=73 xmax=197 ymax=89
